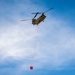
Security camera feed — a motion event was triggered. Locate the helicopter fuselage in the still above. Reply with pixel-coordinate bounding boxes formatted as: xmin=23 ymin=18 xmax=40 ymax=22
xmin=32 ymin=13 xmax=46 ymax=25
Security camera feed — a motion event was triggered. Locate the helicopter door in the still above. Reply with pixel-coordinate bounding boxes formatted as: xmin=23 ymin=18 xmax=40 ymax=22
xmin=32 ymin=19 xmax=37 ymax=25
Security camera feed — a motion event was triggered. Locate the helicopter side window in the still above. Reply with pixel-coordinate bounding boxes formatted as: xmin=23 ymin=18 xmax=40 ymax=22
xmin=39 ymin=20 xmax=41 ymax=22
xmin=41 ymin=15 xmax=42 ymax=17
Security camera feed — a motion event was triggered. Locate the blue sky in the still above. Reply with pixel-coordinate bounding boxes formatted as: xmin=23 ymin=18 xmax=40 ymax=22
xmin=0 ymin=0 xmax=75 ymax=75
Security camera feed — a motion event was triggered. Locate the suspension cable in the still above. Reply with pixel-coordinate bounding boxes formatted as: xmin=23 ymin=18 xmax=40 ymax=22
xmin=33 ymin=25 xmax=39 ymax=59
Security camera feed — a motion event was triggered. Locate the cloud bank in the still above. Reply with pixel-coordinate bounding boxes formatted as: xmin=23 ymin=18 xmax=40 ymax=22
xmin=0 ymin=1 xmax=75 ymax=73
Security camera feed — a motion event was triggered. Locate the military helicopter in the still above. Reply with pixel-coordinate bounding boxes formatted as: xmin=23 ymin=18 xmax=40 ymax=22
xmin=21 ymin=7 xmax=53 ymax=25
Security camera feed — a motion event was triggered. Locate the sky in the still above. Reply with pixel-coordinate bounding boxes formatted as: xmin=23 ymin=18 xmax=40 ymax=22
xmin=0 ymin=0 xmax=75 ymax=75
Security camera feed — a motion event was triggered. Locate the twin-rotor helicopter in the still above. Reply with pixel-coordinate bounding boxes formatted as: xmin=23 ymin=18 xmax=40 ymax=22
xmin=21 ymin=7 xmax=53 ymax=25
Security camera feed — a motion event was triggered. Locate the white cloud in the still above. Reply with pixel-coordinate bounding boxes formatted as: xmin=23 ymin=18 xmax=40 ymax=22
xmin=0 ymin=0 xmax=75 ymax=71
xmin=0 ymin=21 xmax=40 ymax=60
xmin=0 ymin=16 xmax=75 ymax=70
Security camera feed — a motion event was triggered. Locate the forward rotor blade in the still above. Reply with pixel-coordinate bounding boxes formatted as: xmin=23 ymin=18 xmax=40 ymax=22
xmin=43 ymin=7 xmax=53 ymax=13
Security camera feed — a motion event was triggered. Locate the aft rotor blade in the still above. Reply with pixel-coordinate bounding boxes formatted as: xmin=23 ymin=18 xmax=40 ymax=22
xmin=21 ymin=19 xmax=31 ymax=21
xmin=43 ymin=7 xmax=53 ymax=13
xmin=31 ymin=13 xmax=37 ymax=14
xmin=31 ymin=12 xmax=41 ymax=14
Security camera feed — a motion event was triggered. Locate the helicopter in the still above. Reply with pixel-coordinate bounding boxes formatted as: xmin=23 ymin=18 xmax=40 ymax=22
xmin=21 ymin=7 xmax=53 ymax=25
